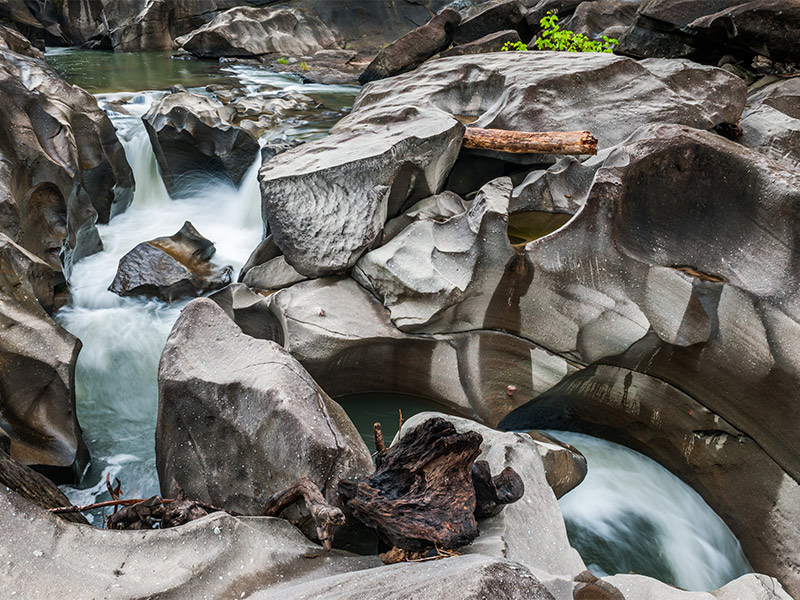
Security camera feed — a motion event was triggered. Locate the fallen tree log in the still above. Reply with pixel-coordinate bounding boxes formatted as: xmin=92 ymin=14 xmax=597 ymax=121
xmin=338 ymin=417 xmax=523 ymax=553
xmin=462 ymin=128 xmax=598 ymax=155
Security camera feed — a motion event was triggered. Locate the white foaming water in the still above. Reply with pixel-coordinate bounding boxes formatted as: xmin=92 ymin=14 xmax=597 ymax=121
xmin=551 ymin=431 xmax=751 ymax=591
xmin=57 ymin=89 xmax=264 ymax=503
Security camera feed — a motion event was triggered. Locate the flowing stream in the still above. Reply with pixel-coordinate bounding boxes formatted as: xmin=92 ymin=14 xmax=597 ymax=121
xmin=47 ymin=50 xmax=750 ymax=591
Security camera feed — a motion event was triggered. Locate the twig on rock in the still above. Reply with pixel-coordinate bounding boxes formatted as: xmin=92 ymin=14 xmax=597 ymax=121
xmin=261 ymin=478 xmax=345 ymax=551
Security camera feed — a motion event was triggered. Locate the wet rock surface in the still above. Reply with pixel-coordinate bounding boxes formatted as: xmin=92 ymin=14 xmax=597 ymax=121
xmin=109 ymin=221 xmax=232 ymax=301
xmin=143 ymin=89 xmax=260 ymax=197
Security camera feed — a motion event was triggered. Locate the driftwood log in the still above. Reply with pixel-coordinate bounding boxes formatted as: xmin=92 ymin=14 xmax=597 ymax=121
xmin=261 ymin=478 xmax=345 ymax=551
xmin=462 ymin=128 xmax=598 ymax=155
xmin=0 ymin=449 xmax=88 ymax=525
xmin=338 ymin=417 xmax=523 ymax=552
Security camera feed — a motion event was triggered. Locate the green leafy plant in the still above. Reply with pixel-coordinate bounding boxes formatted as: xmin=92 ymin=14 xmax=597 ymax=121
xmin=299 ymin=61 xmax=311 ymax=72
xmin=533 ymin=11 xmax=617 ymax=53
xmin=501 ymin=40 xmax=528 ymax=52
xmin=276 ymin=57 xmax=289 ymax=65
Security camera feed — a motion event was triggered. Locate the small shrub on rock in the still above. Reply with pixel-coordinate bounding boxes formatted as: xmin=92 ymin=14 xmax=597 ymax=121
xmin=534 ymin=11 xmax=617 ymax=53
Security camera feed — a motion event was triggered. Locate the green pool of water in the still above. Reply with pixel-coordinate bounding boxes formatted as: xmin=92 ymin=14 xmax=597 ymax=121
xmin=507 ymin=211 xmax=573 ymax=245
xmin=335 ymin=392 xmax=449 ymax=454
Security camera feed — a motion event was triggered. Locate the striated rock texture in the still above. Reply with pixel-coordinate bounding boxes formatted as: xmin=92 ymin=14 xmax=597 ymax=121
xmin=143 ymin=90 xmax=260 ymax=198
xmin=0 ymin=43 xmax=134 ymax=273
xmin=156 ymin=298 xmax=373 ymax=542
xmin=102 ymin=0 xmax=176 ymax=51
xmin=259 ymin=106 xmax=464 ymax=277
xmin=177 ymin=5 xmax=338 ymax=57
xmin=0 ymin=234 xmax=88 ymax=482
xmin=211 ymin=276 xmax=577 ymax=428
xmin=109 ymin=221 xmax=232 ymax=301
xmin=350 ymin=52 xmax=746 ymax=149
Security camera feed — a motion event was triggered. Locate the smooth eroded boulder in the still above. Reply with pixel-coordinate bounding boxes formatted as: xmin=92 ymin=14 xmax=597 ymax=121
xmin=740 ymin=77 xmax=800 ymax=170
xmin=156 ymin=298 xmax=374 ymax=536
xmin=0 ymin=234 xmax=88 ymax=482
xmin=259 ymin=106 xmax=464 ymax=277
xmin=109 ymin=221 xmax=232 ymax=301
xmin=143 ymin=90 xmax=260 ymax=197
xmin=0 ymin=45 xmax=134 ymax=273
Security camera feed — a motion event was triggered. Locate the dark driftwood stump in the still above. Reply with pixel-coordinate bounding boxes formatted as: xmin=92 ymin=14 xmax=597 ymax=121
xmin=338 ymin=417 xmax=484 ymax=551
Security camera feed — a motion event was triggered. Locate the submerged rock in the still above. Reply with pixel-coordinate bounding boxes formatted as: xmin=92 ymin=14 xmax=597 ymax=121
xmin=109 ymin=221 xmax=232 ymax=301
xmin=143 ymin=90 xmax=260 ymax=198
xmin=156 ymin=298 xmax=373 ymax=545
xmin=0 ymin=234 xmax=88 ymax=482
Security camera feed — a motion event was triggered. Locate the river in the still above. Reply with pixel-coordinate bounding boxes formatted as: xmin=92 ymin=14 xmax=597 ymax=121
xmin=46 ymin=49 xmax=750 ymax=592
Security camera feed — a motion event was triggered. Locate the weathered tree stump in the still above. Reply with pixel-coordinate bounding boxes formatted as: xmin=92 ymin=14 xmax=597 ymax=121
xmin=338 ymin=417 xmax=485 ymax=551
xmin=261 ymin=478 xmax=345 ymax=551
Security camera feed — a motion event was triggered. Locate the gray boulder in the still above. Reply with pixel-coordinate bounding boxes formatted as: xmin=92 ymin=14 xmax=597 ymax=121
xmin=251 ymin=554 xmax=557 ymax=600
xmin=560 ymin=0 xmax=639 ymax=41
xmin=102 ymin=0 xmax=176 ymax=51
xmin=382 ymin=190 xmax=467 ymax=242
xmin=109 ymin=221 xmax=232 ymax=301
xmin=259 ymin=106 xmax=464 ymax=277
xmin=230 ymin=276 xmax=576 ymax=427
xmin=439 ymin=29 xmax=522 ymax=58
xmin=452 ymin=0 xmax=528 ymax=46
xmin=358 ymin=8 xmax=461 ymax=84
xmin=177 ymin=5 xmax=338 ymax=58
xmin=143 ymin=90 xmax=260 ymax=197
xmin=156 ymin=298 xmax=374 ymax=533
xmin=354 ymin=177 xmax=517 ymax=331
xmin=740 ymin=77 xmax=800 ymax=170
xmin=0 ymin=485 xmax=379 ymax=599
xmin=0 ymin=46 xmax=134 ymax=273
xmin=351 ymin=52 xmax=745 ymax=149
xmin=0 ymin=234 xmax=88 ymax=482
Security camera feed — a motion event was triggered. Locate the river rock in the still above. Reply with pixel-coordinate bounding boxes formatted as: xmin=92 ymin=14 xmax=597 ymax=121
xmin=101 ymin=0 xmax=176 ymax=51
xmin=0 ymin=234 xmax=88 ymax=482
xmin=0 ymin=485 xmax=380 ymax=598
xmin=358 ymin=8 xmax=461 ymax=84
xmin=0 ymin=24 xmax=44 ymax=58
xmin=177 ymin=5 xmax=338 ymax=58
xmin=618 ymin=0 xmax=800 ymax=62
xmin=259 ymin=106 xmax=464 ymax=277
xmin=439 ymin=29 xmax=522 ymax=58
xmin=208 ymin=282 xmax=284 ymax=342
xmin=109 ymin=221 xmax=232 ymax=301
xmin=526 ymin=431 xmax=587 ymax=499
xmin=235 ymin=276 xmax=576 ymax=427
xmin=560 ymin=0 xmax=639 ymax=41
xmin=350 ymin=52 xmax=745 ymax=150
xmin=397 ymin=413 xmax=586 ymax=599
xmin=156 ymin=298 xmax=374 ymax=539
xmin=143 ymin=90 xmax=260 ymax=197
xmin=0 ymin=46 xmax=134 ymax=273
xmin=251 ymin=553 xmax=557 ymax=600
xmin=740 ymin=77 xmax=800 ymax=170
xmin=452 ymin=0 xmax=529 ymax=46
xmin=382 ymin=190 xmax=467 ymax=242
xmin=0 ymin=0 xmax=68 ymax=46
xmin=354 ymin=177 xmax=517 ymax=331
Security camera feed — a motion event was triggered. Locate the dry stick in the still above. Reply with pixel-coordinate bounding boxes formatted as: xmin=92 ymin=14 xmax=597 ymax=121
xmin=261 ymin=478 xmax=344 ymax=551
xmin=48 ymin=497 xmax=240 ymax=517
xmin=397 ymin=409 xmax=403 ymax=433
xmin=462 ymin=128 xmax=598 ymax=155
xmin=374 ymin=422 xmax=386 ymax=454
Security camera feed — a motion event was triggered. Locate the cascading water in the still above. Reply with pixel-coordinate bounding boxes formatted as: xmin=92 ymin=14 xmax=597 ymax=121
xmin=48 ymin=50 xmax=359 ymax=515
xmin=46 ymin=50 xmax=753 ymax=592
xmin=550 ymin=430 xmax=752 ymax=591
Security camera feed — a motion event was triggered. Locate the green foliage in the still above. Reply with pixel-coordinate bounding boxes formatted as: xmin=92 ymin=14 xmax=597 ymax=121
xmin=276 ymin=58 xmax=289 ymax=65
xmin=299 ymin=61 xmax=311 ymax=72
xmin=533 ymin=11 xmax=617 ymax=53
xmin=501 ymin=40 xmax=528 ymax=52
